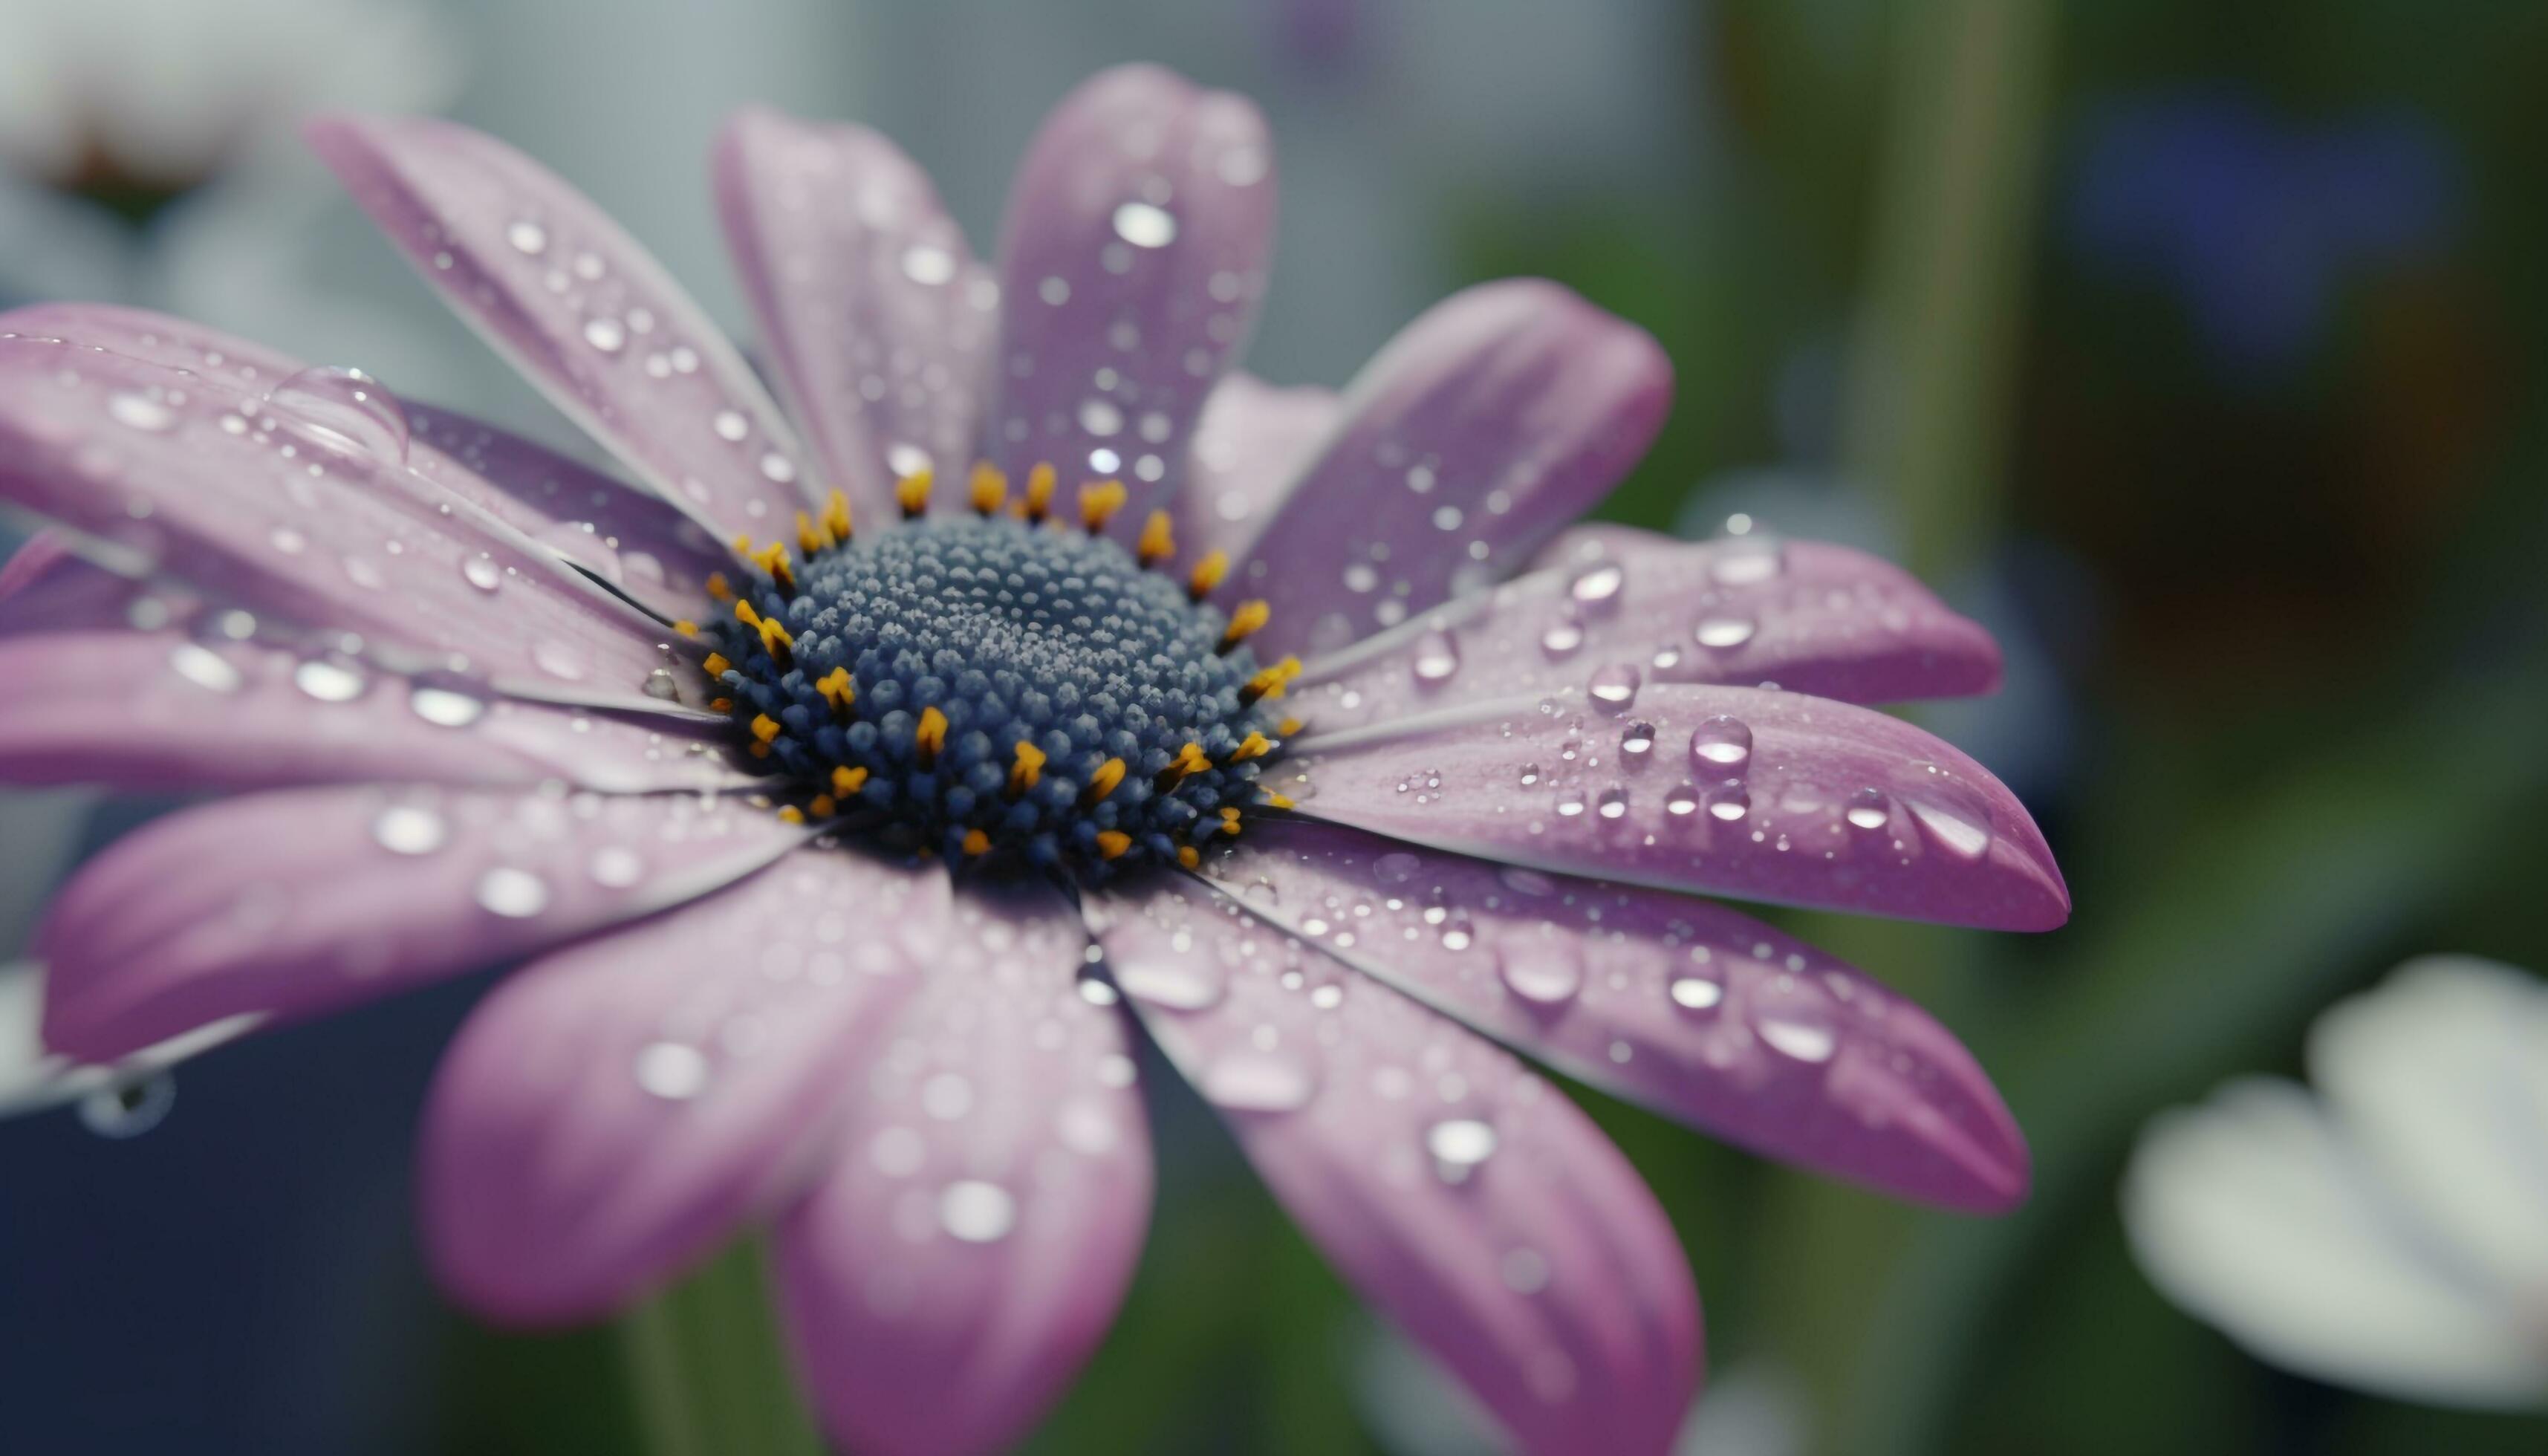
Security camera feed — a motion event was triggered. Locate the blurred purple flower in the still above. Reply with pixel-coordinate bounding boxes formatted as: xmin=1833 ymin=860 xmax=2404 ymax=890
xmin=2070 ymin=88 xmax=2457 ymax=373
xmin=0 ymin=66 xmax=2064 ymax=1455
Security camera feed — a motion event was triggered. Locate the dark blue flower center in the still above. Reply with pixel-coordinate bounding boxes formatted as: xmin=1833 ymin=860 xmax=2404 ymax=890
xmin=704 ymin=512 xmax=1287 ymax=877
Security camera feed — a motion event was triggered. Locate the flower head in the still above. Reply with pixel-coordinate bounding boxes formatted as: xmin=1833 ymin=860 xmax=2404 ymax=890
xmin=0 ymin=65 xmax=2065 ymax=1455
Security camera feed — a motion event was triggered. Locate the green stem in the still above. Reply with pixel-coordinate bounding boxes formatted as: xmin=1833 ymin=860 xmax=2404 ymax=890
xmin=615 ymin=1239 xmax=829 ymax=1456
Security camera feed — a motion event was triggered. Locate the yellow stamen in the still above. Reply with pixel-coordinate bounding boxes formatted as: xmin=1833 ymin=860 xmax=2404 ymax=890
xmin=750 ymin=742 xmax=772 ymax=759
xmin=747 ymin=541 xmax=796 ymax=594
xmin=1219 ymin=806 xmax=1243 ymax=836
xmin=709 ymin=697 xmax=735 ymax=713
xmin=896 ymin=467 xmax=933 ymax=518
xmin=1260 ymin=791 xmax=1295 ymax=810
xmin=1136 ymin=510 xmax=1174 ymax=566
xmin=1218 ymin=599 xmax=1270 ymax=652
xmin=810 ymin=794 xmax=836 ymax=819
xmin=815 ymin=666 xmax=855 ymax=715
xmin=1022 ymin=463 xmax=1056 ymax=522
xmin=1226 ymin=732 xmax=1271 ymax=764
xmin=796 ymin=510 xmax=831 ymax=556
xmin=706 ymin=572 xmax=733 ymax=603
xmin=822 ymin=488 xmax=854 ymax=545
xmin=832 ymin=765 xmax=868 ymax=797
xmin=1079 ymin=479 xmax=1126 ymax=532
xmin=1008 ymin=740 xmax=1047 ymax=796
xmin=1156 ymin=741 xmax=1212 ymax=790
xmin=961 ymin=828 xmax=991 ymax=857
xmin=777 ymin=805 xmax=806 ymax=825
xmin=750 ymin=714 xmax=782 ymax=746
xmin=1176 ymin=844 xmax=1200 ymax=869
xmin=671 ymin=619 xmax=699 ymax=639
xmin=914 ymin=706 xmax=947 ymax=767
xmin=755 ymin=614 xmax=795 ymax=664
xmin=1095 ymin=831 xmax=1131 ymax=861
xmin=702 ymin=652 xmax=732 ymax=678
xmin=969 ymin=461 xmax=1008 ymax=516
xmin=1186 ymin=550 xmax=1228 ymax=601
xmin=1083 ymin=756 xmax=1125 ymax=805
xmin=1241 ymin=656 xmax=1301 ymax=705
xmin=1277 ymin=716 xmax=1303 ymax=737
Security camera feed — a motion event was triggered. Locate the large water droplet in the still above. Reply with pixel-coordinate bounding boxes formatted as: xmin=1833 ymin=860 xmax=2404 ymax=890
xmin=1568 ymin=562 xmax=1625 ymax=611
xmin=1669 ymin=975 xmax=1724 ymax=1011
xmin=1910 ymin=800 xmax=1992 ymax=859
xmin=1759 ymin=1007 xmax=1837 ymax=1062
xmin=1200 ymin=1051 xmax=1317 ymax=1112
xmin=1846 ymin=788 xmax=1892 ymax=831
xmin=79 ymin=1073 xmax=175 ymax=1137
xmin=1411 ymin=628 xmax=1460 ymax=685
xmin=1620 ymin=721 xmax=1657 ymax=758
xmin=582 ymin=316 xmax=627 ymax=354
xmin=373 ymin=805 xmax=448 ymax=855
xmin=1111 ymin=200 xmax=1178 ymax=248
xmin=475 ymin=866 xmax=550 ymax=918
xmin=293 ymin=658 xmax=366 ymax=703
xmin=1706 ymin=781 xmax=1751 ymax=822
xmin=1587 ymin=663 xmax=1640 ymax=713
xmin=940 ymin=1180 xmax=1018 ymax=1242
xmin=1596 ymin=786 xmax=1630 ymax=820
xmin=462 ymin=556 xmax=503 ymax=593
xmin=1539 ymin=620 xmax=1585 ymax=659
xmin=1694 ymin=614 xmax=1757 ymax=650
xmin=410 ymin=685 xmax=487 ymax=727
xmin=1426 ymin=1118 xmax=1499 ymax=1182
xmin=264 ymin=366 xmax=409 ymax=464
xmin=1689 ymin=715 xmax=1752 ymax=770
xmin=634 ymin=1041 xmax=711 ymax=1100
xmin=1499 ymin=943 xmax=1582 ymax=1006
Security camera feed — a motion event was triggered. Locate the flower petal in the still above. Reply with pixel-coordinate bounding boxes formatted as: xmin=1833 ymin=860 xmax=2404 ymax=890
xmin=2122 ymin=1076 xmax=2548 ymax=1408
xmin=987 ymin=65 xmax=1276 ymax=529
xmin=1280 ymin=684 xmax=2067 ymax=931
xmin=1200 ymin=819 xmax=2027 ymax=1210
xmin=1174 ymin=372 xmax=1339 ymax=569
xmin=1229 ymin=281 xmax=1670 ymax=660
xmin=307 ymin=114 xmax=818 ymax=543
xmin=36 ymin=786 xmax=804 ymax=1062
xmin=421 ymin=848 xmax=946 ymax=1324
xmin=1292 ymin=535 xmax=2002 ymax=735
xmin=0 ymin=630 xmax=750 ymax=795
xmin=715 ymin=106 xmax=996 ymax=521
xmin=0 ymin=530 xmax=178 ymax=635
xmin=0 ymin=315 xmax=704 ymax=714
xmin=1091 ymin=878 xmax=1700 ymax=1456
xmin=0 ymin=303 xmax=732 ymax=625
xmin=2305 ymin=957 xmax=2548 ymax=1299
xmin=773 ymin=882 xmax=1150 ymax=1456
xmin=0 ymin=960 xmax=254 ymax=1118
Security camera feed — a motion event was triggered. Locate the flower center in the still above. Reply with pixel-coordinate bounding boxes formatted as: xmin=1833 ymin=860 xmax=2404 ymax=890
xmin=701 ymin=470 xmax=1299 ymax=877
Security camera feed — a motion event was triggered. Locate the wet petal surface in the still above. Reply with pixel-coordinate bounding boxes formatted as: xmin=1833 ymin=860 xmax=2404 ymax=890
xmin=1172 ymin=371 xmax=1339 ymax=570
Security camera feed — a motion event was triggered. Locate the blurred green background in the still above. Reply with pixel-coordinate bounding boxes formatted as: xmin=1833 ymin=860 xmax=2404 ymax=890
xmin=1 ymin=1 xmax=2543 ymax=1452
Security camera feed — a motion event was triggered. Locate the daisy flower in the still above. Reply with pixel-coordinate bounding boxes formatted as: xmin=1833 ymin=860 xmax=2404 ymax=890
xmin=0 ymin=65 xmax=2066 ymax=1455
xmin=2125 ymin=955 xmax=2548 ymax=1410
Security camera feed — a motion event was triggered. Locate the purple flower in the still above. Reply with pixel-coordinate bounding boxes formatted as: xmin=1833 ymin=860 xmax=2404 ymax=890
xmin=0 ymin=66 xmax=2066 ymax=1456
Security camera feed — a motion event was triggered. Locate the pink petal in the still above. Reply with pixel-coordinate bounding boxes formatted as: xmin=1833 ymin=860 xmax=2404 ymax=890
xmin=773 ymin=883 xmax=1150 ymax=1456
xmin=0 ymin=629 xmax=751 ymax=795
xmin=0 ymin=312 xmax=706 ymax=714
xmin=423 ymin=848 xmax=948 ymax=1324
xmin=0 ymin=530 xmax=182 ymax=635
xmin=1282 ymin=683 xmax=2067 ymax=932
xmin=1173 ymin=372 xmax=1340 ymax=569
xmin=1292 ymin=535 xmax=2002 ymax=733
xmin=1091 ymin=878 xmax=1700 ymax=1456
xmin=986 ymin=65 xmax=1276 ymax=533
xmin=37 ymin=786 xmax=804 ymax=1062
xmin=307 ymin=114 xmax=819 ymax=544
xmin=1227 ymin=280 xmax=1670 ymax=660
xmin=715 ymin=106 xmax=996 ymax=522
xmin=1202 ymin=819 xmax=2028 ymax=1210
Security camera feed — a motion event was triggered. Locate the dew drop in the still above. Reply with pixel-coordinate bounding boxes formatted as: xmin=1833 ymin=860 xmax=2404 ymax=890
xmin=373 ymin=805 xmax=448 ymax=855
xmin=712 ymin=409 xmax=749 ymax=443
xmin=1568 ymin=562 xmax=1625 ymax=610
xmin=1846 ymin=788 xmax=1892 ymax=831
xmin=1199 ymin=1051 xmax=1316 ymax=1113
xmin=168 ymin=643 xmax=242 ymax=693
xmin=108 ymin=391 xmax=177 ymax=432
xmin=940 ymin=1180 xmax=1018 ymax=1242
xmin=1711 ymin=539 xmax=1784 ymax=585
xmin=1538 ymin=620 xmax=1585 ymax=659
xmin=1689 ymin=715 xmax=1752 ymax=770
xmin=898 ymin=243 xmax=956 ymax=285
xmin=642 ymin=667 xmax=680 ymax=701
xmin=409 ymin=685 xmax=487 ymax=727
xmin=475 ymin=867 xmax=550 ymax=918
xmin=634 ymin=1041 xmax=711 ymax=1099
xmin=1620 ymin=721 xmax=1657 ymax=758
xmin=264 ymin=365 xmax=409 ymax=463
xmin=1596 ymin=786 xmax=1630 ymax=820
xmin=582 ymin=316 xmax=627 ymax=354
xmin=1426 ymin=1118 xmax=1498 ymax=1181
xmin=462 ymin=556 xmax=503 ymax=592
xmin=1664 ymin=782 xmax=1700 ymax=817
xmin=293 ymin=658 xmax=366 ymax=702
xmin=1554 ymin=792 xmax=1587 ymax=819
xmin=589 ymin=845 xmax=646 ymax=888
xmin=1114 ymin=953 xmax=1225 ymax=1011
xmin=1411 ymin=628 xmax=1460 ymax=684
xmin=1498 ymin=943 xmax=1582 ymax=1006
xmin=1669 ymin=976 xmax=1724 ymax=1011
xmin=1759 ymin=1010 xmax=1837 ymax=1062
xmin=1706 ymin=782 xmax=1751 ymax=822
xmin=1111 ymin=200 xmax=1178 ymax=248
xmin=1587 ymin=663 xmax=1639 ymax=712
xmin=1910 ymin=800 xmax=1992 ymax=859
xmin=506 ymin=219 xmax=549 ymax=255
xmin=1694 ymin=614 xmax=1757 ymax=650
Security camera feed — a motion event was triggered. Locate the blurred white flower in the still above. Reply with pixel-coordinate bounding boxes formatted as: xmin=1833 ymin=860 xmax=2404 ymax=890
xmin=2123 ymin=955 xmax=2548 ymax=1409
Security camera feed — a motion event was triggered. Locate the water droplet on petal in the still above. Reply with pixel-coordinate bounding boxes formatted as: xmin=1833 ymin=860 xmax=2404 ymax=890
xmin=898 ymin=243 xmax=955 ymax=285
xmin=1426 ymin=1118 xmax=1498 ymax=1182
xmin=1664 ymin=782 xmax=1700 ymax=817
xmin=1568 ymin=562 xmax=1625 ymax=610
xmin=1411 ymin=628 xmax=1460 ymax=684
xmin=1620 ymin=721 xmax=1657 ymax=758
xmin=1200 ymin=1051 xmax=1317 ymax=1112
xmin=583 ymin=316 xmax=627 ymax=353
xmin=1759 ymin=1008 xmax=1837 ymax=1062
xmin=642 ymin=667 xmax=680 ymax=701
xmin=1596 ymin=786 xmax=1630 ymax=820
xmin=410 ymin=685 xmax=487 ymax=727
xmin=168 ymin=643 xmax=242 ymax=693
xmin=939 ymin=1180 xmax=1018 ymax=1242
xmin=506 ymin=219 xmax=549 ymax=255
xmin=1111 ymin=200 xmax=1178 ymax=248
xmin=634 ymin=1041 xmax=711 ymax=1099
xmin=1669 ymin=975 xmax=1724 ymax=1011
xmin=462 ymin=556 xmax=503 ymax=593
xmin=108 ymin=391 xmax=176 ymax=432
xmin=1706 ymin=781 xmax=1751 ymax=822
xmin=1539 ymin=620 xmax=1585 ymax=659
xmin=1114 ymin=952 xmax=1225 ymax=1011
xmin=1689 ymin=715 xmax=1752 ymax=769
xmin=373 ymin=805 xmax=448 ymax=855
xmin=1498 ymin=943 xmax=1582 ymax=1005
xmin=293 ymin=658 xmax=366 ymax=702
xmin=1694 ymin=614 xmax=1756 ymax=650
xmin=1587 ymin=663 xmax=1639 ymax=712
xmin=264 ymin=365 xmax=409 ymax=464
xmin=589 ymin=845 xmax=646 ymax=888
xmin=475 ymin=867 xmax=550 ymax=918
xmin=1846 ymin=788 xmax=1892 ymax=831
xmin=1910 ymin=799 xmax=1992 ymax=859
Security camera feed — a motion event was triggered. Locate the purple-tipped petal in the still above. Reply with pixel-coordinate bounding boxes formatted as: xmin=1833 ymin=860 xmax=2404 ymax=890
xmin=1229 ymin=281 xmax=1670 ymax=660
xmin=1173 ymin=372 xmax=1339 ymax=568
xmin=1293 ymin=536 xmax=2003 ymax=732
xmin=773 ymin=883 xmax=1149 ymax=1456
xmin=1092 ymin=879 xmax=1700 ymax=1456
xmin=0 ymin=303 xmax=732 ymax=623
xmin=0 ymin=630 xmax=750 ymax=795
xmin=0 ymin=313 xmax=704 ymax=713
xmin=986 ymin=65 xmax=1276 ymax=530
xmin=423 ymin=849 xmax=946 ymax=1324
xmin=1282 ymin=684 xmax=2067 ymax=931
xmin=1203 ymin=820 xmax=2029 ymax=1210
xmin=37 ymin=786 xmax=805 ymax=1062
xmin=715 ymin=106 xmax=996 ymax=522
xmin=308 ymin=114 xmax=819 ymax=543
